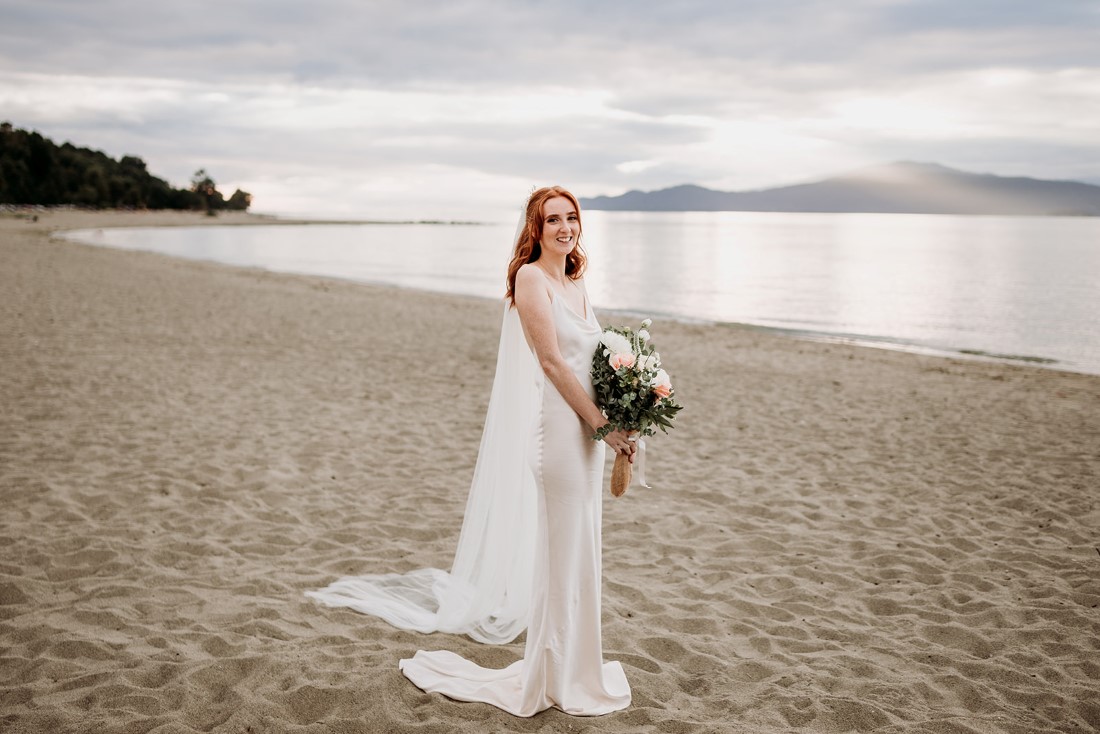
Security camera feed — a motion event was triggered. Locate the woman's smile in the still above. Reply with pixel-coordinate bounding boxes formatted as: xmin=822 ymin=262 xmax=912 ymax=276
xmin=540 ymin=196 xmax=580 ymax=255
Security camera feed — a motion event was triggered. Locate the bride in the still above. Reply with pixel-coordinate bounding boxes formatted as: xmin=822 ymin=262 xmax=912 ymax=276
xmin=307 ymin=186 xmax=635 ymax=717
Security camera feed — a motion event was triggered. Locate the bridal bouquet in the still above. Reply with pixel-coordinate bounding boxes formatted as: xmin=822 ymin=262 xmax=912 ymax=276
xmin=591 ymin=318 xmax=683 ymax=497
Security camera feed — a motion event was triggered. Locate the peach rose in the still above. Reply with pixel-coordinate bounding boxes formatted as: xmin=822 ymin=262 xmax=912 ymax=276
xmin=609 ymin=352 xmax=636 ymax=370
xmin=652 ymin=368 xmax=672 ymax=399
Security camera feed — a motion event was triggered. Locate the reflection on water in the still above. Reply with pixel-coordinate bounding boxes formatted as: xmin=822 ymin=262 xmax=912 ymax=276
xmin=60 ymin=211 xmax=1100 ymax=374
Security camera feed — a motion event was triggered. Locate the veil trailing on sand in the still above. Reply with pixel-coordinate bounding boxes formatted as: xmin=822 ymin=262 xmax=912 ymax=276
xmin=305 ymin=197 xmax=541 ymax=645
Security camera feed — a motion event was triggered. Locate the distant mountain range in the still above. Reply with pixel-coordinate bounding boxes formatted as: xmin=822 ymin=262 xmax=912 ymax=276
xmin=580 ymin=162 xmax=1100 ymax=216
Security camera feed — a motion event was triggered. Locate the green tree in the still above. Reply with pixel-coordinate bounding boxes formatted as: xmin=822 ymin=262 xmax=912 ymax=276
xmin=190 ymin=168 xmax=228 ymax=214
xmin=226 ymin=188 xmax=252 ymax=211
xmin=0 ymin=124 xmax=239 ymax=210
xmin=190 ymin=169 xmax=216 ymax=214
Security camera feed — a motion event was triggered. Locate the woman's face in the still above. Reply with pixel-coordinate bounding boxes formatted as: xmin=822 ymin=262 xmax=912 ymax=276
xmin=538 ymin=196 xmax=580 ymax=258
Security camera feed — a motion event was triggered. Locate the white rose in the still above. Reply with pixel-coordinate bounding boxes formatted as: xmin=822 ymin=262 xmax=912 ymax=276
xmin=600 ymin=330 xmax=633 ymax=356
xmin=637 ymin=329 xmax=650 ymax=342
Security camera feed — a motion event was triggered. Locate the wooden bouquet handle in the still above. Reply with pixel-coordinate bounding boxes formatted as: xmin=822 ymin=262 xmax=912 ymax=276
xmin=610 ymin=452 xmax=632 ymax=497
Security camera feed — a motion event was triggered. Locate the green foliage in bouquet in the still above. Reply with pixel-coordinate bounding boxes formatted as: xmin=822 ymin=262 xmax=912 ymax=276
xmin=590 ymin=319 xmax=683 ymax=442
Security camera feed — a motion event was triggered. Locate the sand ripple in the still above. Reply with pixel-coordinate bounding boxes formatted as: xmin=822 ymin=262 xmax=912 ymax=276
xmin=2 ymin=212 xmax=1098 ymax=732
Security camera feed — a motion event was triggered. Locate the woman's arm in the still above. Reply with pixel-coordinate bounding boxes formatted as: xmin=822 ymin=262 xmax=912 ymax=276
xmin=514 ymin=265 xmax=635 ymax=459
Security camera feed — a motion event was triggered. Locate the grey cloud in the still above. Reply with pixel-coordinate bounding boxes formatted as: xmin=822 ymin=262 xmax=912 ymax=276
xmin=4 ymin=0 xmax=1096 ymax=87
xmin=3 ymin=0 xmax=1098 ymax=201
xmin=13 ymin=86 xmax=708 ymax=191
xmin=876 ymin=0 xmax=1099 ymax=32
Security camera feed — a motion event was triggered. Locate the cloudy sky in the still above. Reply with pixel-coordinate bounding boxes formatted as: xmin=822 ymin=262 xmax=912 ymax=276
xmin=2 ymin=0 xmax=1097 ymax=218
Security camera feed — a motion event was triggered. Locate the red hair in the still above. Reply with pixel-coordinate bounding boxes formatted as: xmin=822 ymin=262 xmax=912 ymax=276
xmin=505 ymin=186 xmax=587 ymax=305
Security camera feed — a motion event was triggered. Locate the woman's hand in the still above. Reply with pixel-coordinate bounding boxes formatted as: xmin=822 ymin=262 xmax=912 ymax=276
xmin=602 ymin=427 xmax=636 ymax=463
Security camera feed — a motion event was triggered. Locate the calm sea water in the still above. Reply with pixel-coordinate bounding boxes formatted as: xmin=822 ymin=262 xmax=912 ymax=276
xmin=59 ymin=211 xmax=1100 ymax=375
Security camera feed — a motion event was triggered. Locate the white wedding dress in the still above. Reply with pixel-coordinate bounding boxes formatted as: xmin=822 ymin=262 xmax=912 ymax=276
xmin=307 ymin=287 xmax=631 ymax=717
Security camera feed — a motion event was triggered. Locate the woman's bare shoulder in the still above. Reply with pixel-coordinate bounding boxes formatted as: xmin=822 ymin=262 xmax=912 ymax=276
xmin=516 ymin=264 xmax=554 ymax=309
xmin=516 ymin=263 xmax=547 ymax=289
xmin=517 ymin=262 xmax=541 ymax=277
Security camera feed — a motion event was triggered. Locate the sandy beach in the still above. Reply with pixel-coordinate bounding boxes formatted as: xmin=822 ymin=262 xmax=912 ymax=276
xmin=2 ymin=209 xmax=1098 ymax=733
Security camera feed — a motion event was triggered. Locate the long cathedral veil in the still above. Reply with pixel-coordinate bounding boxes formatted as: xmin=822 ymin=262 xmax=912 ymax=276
xmin=305 ymin=202 xmax=540 ymax=645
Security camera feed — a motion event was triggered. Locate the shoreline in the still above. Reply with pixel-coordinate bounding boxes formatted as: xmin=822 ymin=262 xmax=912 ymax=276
xmin=48 ymin=211 xmax=1096 ymax=378
xmin=3 ymin=209 xmax=1099 ymax=732
xmin=603 ymin=308 xmax=1082 ymax=376
xmin=2 ymin=206 xmax=493 ymax=227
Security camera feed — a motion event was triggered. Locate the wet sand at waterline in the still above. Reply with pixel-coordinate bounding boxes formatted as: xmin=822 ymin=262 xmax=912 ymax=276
xmin=2 ymin=210 xmax=1098 ymax=733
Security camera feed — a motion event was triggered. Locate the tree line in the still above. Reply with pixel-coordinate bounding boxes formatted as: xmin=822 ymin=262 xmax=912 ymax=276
xmin=0 ymin=122 xmax=251 ymax=211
